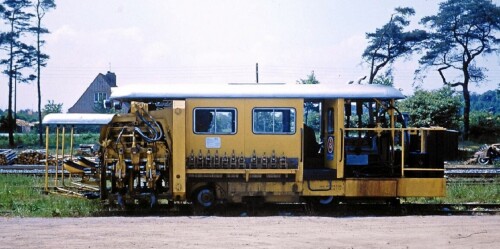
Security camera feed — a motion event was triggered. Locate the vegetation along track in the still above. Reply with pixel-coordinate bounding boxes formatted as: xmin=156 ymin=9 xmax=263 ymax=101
xmin=0 ymin=164 xmax=498 ymax=217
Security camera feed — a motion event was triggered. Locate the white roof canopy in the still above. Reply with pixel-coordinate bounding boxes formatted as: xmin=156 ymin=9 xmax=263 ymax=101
xmin=110 ymin=83 xmax=405 ymax=102
xmin=42 ymin=113 xmax=115 ymax=125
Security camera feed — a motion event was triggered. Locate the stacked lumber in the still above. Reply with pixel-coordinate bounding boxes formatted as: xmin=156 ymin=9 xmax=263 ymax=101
xmin=16 ymin=150 xmax=46 ymax=165
xmin=0 ymin=149 xmax=17 ymax=165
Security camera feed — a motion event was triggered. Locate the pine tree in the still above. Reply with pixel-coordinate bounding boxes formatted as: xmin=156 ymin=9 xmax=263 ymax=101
xmin=0 ymin=0 xmax=36 ymax=147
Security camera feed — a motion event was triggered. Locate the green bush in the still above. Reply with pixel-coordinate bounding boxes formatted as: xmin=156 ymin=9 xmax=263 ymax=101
xmin=469 ymin=111 xmax=500 ymax=143
xmin=398 ymin=87 xmax=462 ymax=130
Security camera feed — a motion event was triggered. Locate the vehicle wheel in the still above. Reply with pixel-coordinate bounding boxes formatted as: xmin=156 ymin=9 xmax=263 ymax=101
xmin=195 ymin=188 xmax=215 ymax=208
xmin=318 ymin=196 xmax=334 ymax=205
xmin=478 ymin=157 xmax=490 ymax=165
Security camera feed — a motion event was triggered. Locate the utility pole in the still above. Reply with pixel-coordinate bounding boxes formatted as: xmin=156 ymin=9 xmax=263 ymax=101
xmin=256 ymin=63 xmax=259 ymax=83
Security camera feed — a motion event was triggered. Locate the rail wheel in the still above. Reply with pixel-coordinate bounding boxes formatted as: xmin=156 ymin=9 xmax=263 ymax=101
xmin=478 ymin=157 xmax=490 ymax=165
xmin=318 ymin=196 xmax=334 ymax=205
xmin=191 ymin=187 xmax=216 ymax=215
xmin=195 ymin=187 xmax=215 ymax=208
xmin=304 ymin=196 xmax=337 ymax=214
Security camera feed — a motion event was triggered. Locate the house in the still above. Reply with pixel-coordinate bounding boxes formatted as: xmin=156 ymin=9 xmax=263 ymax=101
xmin=16 ymin=119 xmax=33 ymax=133
xmin=68 ymin=71 xmax=117 ymax=113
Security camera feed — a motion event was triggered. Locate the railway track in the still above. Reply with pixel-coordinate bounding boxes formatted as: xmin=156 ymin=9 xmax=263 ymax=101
xmin=0 ymin=165 xmax=62 ymax=175
xmin=445 ymin=167 xmax=500 ymax=178
xmin=97 ymin=202 xmax=500 ymax=216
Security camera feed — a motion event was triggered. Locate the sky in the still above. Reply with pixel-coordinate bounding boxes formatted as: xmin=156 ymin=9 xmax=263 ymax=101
xmin=1 ymin=0 xmax=499 ymax=112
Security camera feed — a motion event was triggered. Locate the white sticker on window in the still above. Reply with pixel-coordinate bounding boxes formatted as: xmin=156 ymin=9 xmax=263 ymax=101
xmin=205 ymin=137 xmax=221 ymax=149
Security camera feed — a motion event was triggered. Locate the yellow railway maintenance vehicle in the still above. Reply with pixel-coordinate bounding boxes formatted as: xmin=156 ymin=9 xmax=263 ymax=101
xmin=43 ymin=83 xmax=447 ymax=208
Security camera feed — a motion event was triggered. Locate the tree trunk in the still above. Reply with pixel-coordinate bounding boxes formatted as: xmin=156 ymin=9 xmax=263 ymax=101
xmin=37 ymin=20 xmax=43 ymax=146
xmin=463 ymin=83 xmax=470 ymax=141
xmin=462 ymin=61 xmax=471 ymax=141
xmin=7 ymin=20 xmax=15 ymax=147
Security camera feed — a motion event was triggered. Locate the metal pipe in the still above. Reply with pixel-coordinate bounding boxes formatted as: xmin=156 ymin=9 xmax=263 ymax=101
xmin=61 ymin=126 xmax=66 ymax=186
xmin=54 ymin=126 xmax=59 ymax=186
xmin=401 ymin=130 xmax=405 ymax=177
xmin=44 ymin=126 xmax=49 ymax=192
xmin=70 ymin=126 xmax=74 ymax=161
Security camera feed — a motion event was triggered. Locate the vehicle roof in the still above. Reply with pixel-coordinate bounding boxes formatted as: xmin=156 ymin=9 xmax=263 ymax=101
xmin=109 ymin=83 xmax=405 ymax=101
xmin=42 ymin=113 xmax=115 ymax=125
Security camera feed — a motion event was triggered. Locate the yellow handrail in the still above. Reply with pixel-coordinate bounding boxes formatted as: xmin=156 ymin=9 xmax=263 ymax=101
xmin=343 ymin=127 xmax=446 ymax=177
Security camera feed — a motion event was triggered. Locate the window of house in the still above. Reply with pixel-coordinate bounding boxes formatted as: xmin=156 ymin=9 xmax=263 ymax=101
xmin=94 ymin=92 xmax=107 ymax=103
xmin=193 ymin=108 xmax=237 ymax=134
xmin=253 ymin=108 xmax=295 ymax=134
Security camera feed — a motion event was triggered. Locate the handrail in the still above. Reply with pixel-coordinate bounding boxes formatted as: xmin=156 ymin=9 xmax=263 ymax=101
xmin=342 ymin=127 xmax=446 ymax=177
xmin=340 ymin=128 xmax=344 ymax=163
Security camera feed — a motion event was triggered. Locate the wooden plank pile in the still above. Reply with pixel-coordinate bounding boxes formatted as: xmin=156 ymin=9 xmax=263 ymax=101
xmin=0 ymin=149 xmax=17 ymax=165
xmin=16 ymin=150 xmax=47 ymax=165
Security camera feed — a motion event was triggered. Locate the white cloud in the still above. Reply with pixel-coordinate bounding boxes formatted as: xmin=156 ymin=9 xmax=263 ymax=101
xmin=48 ymin=25 xmax=78 ymax=43
xmin=95 ymin=27 xmax=144 ymax=44
xmin=141 ymin=41 xmax=172 ymax=63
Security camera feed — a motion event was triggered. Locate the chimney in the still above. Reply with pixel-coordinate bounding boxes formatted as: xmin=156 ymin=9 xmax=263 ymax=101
xmin=105 ymin=71 xmax=117 ymax=87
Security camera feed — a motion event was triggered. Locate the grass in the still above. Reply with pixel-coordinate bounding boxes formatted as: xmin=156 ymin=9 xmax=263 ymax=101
xmin=0 ymin=175 xmax=102 ymax=217
xmin=1 ymin=175 xmax=498 ymax=217
xmin=405 ymin=181 xmax=500 ymax=204
xmin=446 ymin=182 xmax=499 ymax=203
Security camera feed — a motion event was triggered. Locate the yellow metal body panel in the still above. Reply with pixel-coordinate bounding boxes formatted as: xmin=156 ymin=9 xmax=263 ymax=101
xmin=172 ymin=100 xmax=186 ymax=200
xmin=228 ymin=182 xmax=299 ymax=194
xmin=243 ymin=99 xmax=302 ymax=156
xmin=297 ymin=178 xmax=445 ymax=198
xmin=185 ymin=98 xmax=245 ymax=159
xmin=323 ymin=100 xmax=344 ymax=177
xmin=345 ymin=179 xmax=398 ymax=197
xmin=184 ymin=98 xmax=303 ymax=178
xmin=226 ymin=182 xmax=300 ymax=203
xmin=186 ymin=169 xmax=297 ymax=182
xmin=301 ymin=180 xmax=344 ymax=196
xmin=334 ymin=99 xmax=345 ymax=178
xmin=244 ymin=99 xmax=303 ymax=182
xmin=397 ymin=178 xmax=446 ymax=197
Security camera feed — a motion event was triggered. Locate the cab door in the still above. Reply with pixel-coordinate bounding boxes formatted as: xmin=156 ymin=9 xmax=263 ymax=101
xmin=323 ymin=99 xmax=345 ymax=178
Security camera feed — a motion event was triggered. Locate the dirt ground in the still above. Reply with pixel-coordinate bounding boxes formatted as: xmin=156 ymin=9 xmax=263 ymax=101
xmin=0 ymin=215 xmax=498 ymax=249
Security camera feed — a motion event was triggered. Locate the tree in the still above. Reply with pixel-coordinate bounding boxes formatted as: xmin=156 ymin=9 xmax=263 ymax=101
xmin=16 ymin=108 xmax=38 ymax=122
xmin=363 ymin=7 xmax=427 ymax=84
xmin=297 ymin=71 xmax=319 ymax=126
xmin=372 ymin=68 xmax=394 ymax=86
xmin=42 ymin=100 xmax=62 ymax=116
xmin=398 ymin=87 xmax=462 ymax=130
xmin=418 ymin=0 xmax=500 ymax=140
xmin=470 ymin=90 xmax=499 ymax=113
xmin=296 ymin=70 xmax=319 ymax=85
xmin=30 ymin=0 xmax=55 ymax=146
xmin=93 ymin=99 xmax=119 ymax=114
xmin=0 ymin=0 xmax=36 ymax=147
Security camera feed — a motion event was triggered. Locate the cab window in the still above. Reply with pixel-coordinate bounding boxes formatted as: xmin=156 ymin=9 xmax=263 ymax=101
xmin=253 ymin=108 xmax=295 ymax=134
xmin=194 ymin=108 xmax=237 ymax=134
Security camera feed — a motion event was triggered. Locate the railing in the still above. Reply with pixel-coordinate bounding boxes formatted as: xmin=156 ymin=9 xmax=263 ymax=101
xmin=343 ymin=126 xmax=446 ymax=177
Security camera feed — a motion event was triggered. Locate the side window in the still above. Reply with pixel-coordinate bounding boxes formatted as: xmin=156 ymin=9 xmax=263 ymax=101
xmin=327 ymin=108 xmax=334 ymax=134
xmin=94 ymin=92 xmax=107 ymax=103
xmin=253 ymin=108 xmax=296 ymax=134
xmin=194 ymin=108 xmax=237 ymax=134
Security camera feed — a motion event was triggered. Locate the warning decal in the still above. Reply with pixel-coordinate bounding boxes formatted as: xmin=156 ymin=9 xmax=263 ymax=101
xmin=326 ymin=136 xmax=334 ymax=161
